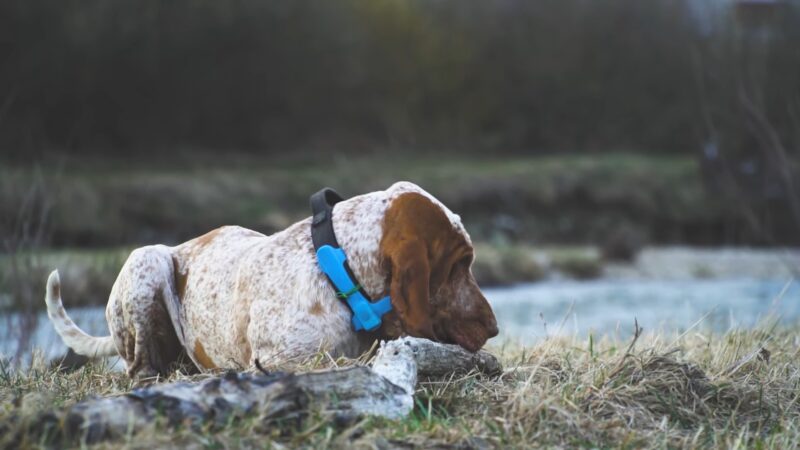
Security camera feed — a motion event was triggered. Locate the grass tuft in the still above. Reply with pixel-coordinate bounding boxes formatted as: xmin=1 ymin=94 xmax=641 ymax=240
xmin=1 ymin=324 xmax=799 ymax=448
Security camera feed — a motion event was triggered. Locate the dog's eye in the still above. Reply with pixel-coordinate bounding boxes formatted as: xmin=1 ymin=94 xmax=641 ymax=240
xmin=449 ymin=256 xmax=472 ymax=278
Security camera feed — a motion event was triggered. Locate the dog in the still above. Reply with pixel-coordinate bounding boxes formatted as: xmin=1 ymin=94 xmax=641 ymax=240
xmin=45 ymin=181 xmax=498 ymax=377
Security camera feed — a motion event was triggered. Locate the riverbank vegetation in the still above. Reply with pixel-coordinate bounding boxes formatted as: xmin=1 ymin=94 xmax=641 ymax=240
xmin=2 ymin=323 xmax=798 ymax=449
xmin=3 ymin=153 xmax=714 ymax=249
xmin=1 ymin=152 xmax=796 ymax=313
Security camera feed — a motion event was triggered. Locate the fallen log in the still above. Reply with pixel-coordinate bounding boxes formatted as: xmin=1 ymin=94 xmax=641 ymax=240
xmin=27 ymin=337 xmax=502 ymax=444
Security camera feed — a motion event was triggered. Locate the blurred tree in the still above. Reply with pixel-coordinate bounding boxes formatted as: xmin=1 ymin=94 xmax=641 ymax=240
xmin=695 ymin=0 xmax=800 ymax=244
xmin=0 ymin=0 xmax=795 ymax=161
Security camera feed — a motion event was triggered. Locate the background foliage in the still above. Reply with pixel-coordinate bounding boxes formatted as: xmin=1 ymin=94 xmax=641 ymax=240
xmin=2 ymin=0 xmax=797 ymax=158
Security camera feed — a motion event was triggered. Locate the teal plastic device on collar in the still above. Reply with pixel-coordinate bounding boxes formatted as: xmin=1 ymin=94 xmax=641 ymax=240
xmin=310 ymin=188 xmax=392 ymax=332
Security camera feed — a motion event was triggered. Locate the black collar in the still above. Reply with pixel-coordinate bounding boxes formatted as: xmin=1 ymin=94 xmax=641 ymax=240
xmin=309 ymin=188 xmax=373 ymax=302
xmin=310 ymin=188 xmax=344 ymax=250
xmin=309 ymin=188 xmax=392 ymax=331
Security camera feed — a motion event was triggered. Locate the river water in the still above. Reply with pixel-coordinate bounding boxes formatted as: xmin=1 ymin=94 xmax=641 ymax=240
xmin=2 ymin=277 xmax=798 ymax=365
xmin=484 ymin=277 xmax=799 ymax=342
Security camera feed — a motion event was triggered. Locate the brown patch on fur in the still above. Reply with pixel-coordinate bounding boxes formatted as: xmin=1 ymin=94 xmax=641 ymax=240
xmin=240 ymin=337 xmax=252 ymax=365
xmin=380 ymin=193 xmax=462 ymax=339
xmin=172 ymin=256 xmax=189 ymax=301
xmin=380 ymin=192 xmax=498 ymax=350
xmin=233 ymin=300 xmax=252 ymax=364
xmin=308 ymin=301 xmax=325 ymax=316
xmin=194 ymin=340 xmax=217 ymax=369
xmin=52 ymin=281 xmax=60 ymax=300
xmin=171 ymin=228 xmax=226 ymax=303
xmin=193 ymin=227 xmax=223 ymax=251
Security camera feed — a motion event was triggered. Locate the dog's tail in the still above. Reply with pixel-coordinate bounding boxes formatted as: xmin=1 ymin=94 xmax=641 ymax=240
xmin=45 ymin=270 xmax=118 ymax=358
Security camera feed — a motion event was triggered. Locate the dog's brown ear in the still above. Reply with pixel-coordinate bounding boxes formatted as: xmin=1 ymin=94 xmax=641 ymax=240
xmin=385 ymin=239 xmax=435 ymax=339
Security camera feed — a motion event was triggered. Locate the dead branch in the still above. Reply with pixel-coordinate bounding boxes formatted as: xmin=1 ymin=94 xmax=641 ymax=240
xmin=18 ymin=338 xmax=501 ymax=445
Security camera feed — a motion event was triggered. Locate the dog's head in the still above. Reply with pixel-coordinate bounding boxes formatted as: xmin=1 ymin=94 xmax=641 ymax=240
xmin=379 ymin=184 xmax=498 ymax=352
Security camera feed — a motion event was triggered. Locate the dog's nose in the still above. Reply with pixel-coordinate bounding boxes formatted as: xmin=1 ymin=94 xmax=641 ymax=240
xmin=485 ymin=317 xmax=499 ymax=338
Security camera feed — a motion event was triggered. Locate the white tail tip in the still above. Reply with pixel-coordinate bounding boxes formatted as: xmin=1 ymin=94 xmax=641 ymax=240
xmin=46 ymin=270 xmax=61 ymax=303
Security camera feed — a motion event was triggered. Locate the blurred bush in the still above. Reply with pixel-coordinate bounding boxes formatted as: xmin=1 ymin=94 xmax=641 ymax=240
xmin=472 ymin=243 xmax=546 ymax=286
xmin=549 ymin=248 xmax=604 ymax=280
xmin=4 ymin=153 xmax=795 ymax=248
xmin=601 ymin=223 xmax=646 ymax=262
xmin=3 ymin=0 xmax=796 ymax=158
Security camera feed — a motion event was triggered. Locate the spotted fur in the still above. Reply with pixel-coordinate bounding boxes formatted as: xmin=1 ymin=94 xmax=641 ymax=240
xmin=45 ymin=271 xmax=117 ymax=358
xmin=45 ymin=182 xmax=497 ymax=377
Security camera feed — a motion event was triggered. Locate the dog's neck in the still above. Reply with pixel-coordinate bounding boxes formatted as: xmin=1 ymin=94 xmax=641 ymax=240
xmin=331 ymin=191 xmax=390 ymax=301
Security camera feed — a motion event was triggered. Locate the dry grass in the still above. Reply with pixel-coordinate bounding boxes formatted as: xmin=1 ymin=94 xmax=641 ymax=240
xmin=2 ymin=322 xmax=799 ymax=449
xmin=1 ymin=154 xmax=707 ymax=249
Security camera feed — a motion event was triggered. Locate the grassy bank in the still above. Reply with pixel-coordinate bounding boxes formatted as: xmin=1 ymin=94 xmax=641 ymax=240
xmin=2 ymin=324 xmax=798 ymax=448
xmin=2 ymin=153 xmax=736 ymax=249
xmin=0 ymin=152 xmax=721 ymax=311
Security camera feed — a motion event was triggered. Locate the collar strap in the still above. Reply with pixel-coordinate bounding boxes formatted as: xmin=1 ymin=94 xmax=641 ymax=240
xmin=309 ymin=188 xmax=391 ymax=331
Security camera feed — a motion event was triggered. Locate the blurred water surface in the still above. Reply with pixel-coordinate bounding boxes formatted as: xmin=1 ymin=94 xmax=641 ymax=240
xmin=2 ymin=278 xmax=799 ymax=366
xmin=486 ymin=278 xmax=800 ymax=343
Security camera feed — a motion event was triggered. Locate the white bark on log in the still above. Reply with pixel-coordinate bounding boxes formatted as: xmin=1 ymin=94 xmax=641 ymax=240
xmin=19 ymin=338 xmax=501 ymax=445
xmin=387 ymin=337 xmax=503 ymax=378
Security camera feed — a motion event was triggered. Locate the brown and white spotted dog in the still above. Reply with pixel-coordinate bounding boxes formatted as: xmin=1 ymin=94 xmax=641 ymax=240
xmin=45 ymin=182 xmax=498 ymax=377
